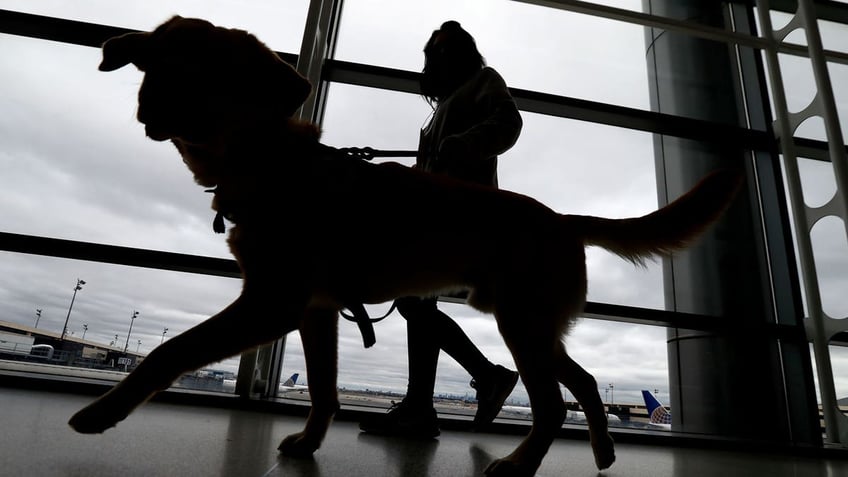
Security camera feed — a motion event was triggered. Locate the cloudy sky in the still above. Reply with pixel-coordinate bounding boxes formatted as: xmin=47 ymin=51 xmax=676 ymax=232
xmin=0 ymin=0 xmax=846 ymax=408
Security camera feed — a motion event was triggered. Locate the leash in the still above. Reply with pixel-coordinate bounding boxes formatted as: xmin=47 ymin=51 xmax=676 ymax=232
xmin=335 ymin=146 xmax=417 ymax=161
xmin=330 ymin=147 xmax=415 ymax=347
xmin=340 ymin=301 xmax=398 ymax=348
xmin=206 ymin=144 xmax=416 ymax=348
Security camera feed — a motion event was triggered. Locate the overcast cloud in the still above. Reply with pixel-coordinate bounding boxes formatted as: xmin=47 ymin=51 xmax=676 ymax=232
xmin=0 ymin=0 xmax=846 ymax=407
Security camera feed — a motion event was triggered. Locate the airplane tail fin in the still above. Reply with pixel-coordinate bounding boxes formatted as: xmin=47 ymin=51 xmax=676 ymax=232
xmin=283 ymin=373 xmax=299 ymax=387
xmin=642 ymin=390 xmax=672 ymax=426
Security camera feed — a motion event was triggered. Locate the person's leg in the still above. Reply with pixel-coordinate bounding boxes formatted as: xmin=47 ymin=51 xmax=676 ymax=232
xmin=360 ymin=296 xmax=518 ymax=435
xmin=359 ymin=296 xmax=441 ymax=438
xmin=430 ymin=306 xmax=492 ymax=377
xmin=399 ymin=296 xmax=441 ymax=407
xmin=403 ymin=297 xmax=519 ymax=429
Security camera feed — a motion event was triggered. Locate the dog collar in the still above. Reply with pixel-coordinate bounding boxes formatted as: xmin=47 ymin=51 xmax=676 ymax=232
xmin=205 ymin=187 xmax=235 ymax=234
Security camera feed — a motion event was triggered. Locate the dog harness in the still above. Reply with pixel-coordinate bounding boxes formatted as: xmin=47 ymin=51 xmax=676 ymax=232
xmin=206 ymin=189 xmax=230 ymax=234
xmin=204 ymin=145 xmax=414 ymax=348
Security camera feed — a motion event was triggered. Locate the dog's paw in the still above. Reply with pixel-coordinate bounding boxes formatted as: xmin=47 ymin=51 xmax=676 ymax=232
xmin=278 ymin=432 xmax=321 ymax=459
xmin=591 ymin=433 xmax=616 ymax=470
xmin=68 ymin=401 xmax=127 ymax=434
xmin=484 ymin=458 xmax=536 ymax=477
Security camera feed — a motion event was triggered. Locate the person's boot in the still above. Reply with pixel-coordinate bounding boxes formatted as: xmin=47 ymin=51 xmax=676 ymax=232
xmin=359 ymin=398 xmax=440 ymax=438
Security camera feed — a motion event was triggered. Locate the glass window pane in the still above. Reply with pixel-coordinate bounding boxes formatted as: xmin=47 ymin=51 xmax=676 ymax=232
xmin=0 ymin=33 xmax=231 ymax=258
xmin=0 ymin=252 xmax=241 ymax=393
xmin=283 ymin=302 xmax=673 ymax=431
xmin=830 ymin=344 xmax=848 ymax=415
xmin=829 ymin=61 xmax=848 ymax=142
xmin=775 ymin=52 xmax=822 ymax=140
xmin=770 ymin=56 xmax=848 ymax=144
xmin=810 ymin=216 xmax=848 ymax=319
xmin=809 ymin=343 xmax=848 ymax=434
xmin=500 ymin=113 xmax=663 ymax=308
xmin=320 ymin=82 xmax=430 ymax=160
xmin=820 ymin=19 xmax=848 ymax=54
xmin=782 ymin=156 xmax=848 ymax=320
xmin=761 ymin=12 xmax=848 ymax=142
xmin=0 ymin=0 xmax=309 ymax=52
xmin=797 ymin=157 xmax=838 ymax=209
xmin=335 ymin=0 xmax=650 ymax=111
xmin=315 ymin=82 xmax=674 ymax=432
xmin=320 ymin=84 xmax=663 ymax=309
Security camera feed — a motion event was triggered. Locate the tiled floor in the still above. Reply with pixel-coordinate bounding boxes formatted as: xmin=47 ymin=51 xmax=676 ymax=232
xmin=1 ymin=386 xmax=846 ymax=477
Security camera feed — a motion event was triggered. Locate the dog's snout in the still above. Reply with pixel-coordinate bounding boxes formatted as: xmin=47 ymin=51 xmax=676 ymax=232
xmin=135 ymin=84 xmax=173 ymax=141
xmin=136 ymin=105 xmax=170 ymax=141
xmin=136 ymin=104 xmax=148 ymax=125
xmin=135 ymin=83 xmax=151 ymax=123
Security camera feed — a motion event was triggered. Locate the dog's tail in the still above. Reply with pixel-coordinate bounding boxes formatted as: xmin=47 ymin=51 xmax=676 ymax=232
xmin=570 ymin=168 xmax=744 ymax=266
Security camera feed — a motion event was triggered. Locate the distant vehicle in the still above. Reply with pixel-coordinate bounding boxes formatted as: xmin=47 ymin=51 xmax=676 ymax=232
xmin=501 ymin=404 xmax=622 ymax=424
xmin=641 ymin=390 xmax=672 ymax=430
xmin=30 ymin=344 xmax=54 ymax=360
xmin=221 ymin=372 xmax=307 ymax=394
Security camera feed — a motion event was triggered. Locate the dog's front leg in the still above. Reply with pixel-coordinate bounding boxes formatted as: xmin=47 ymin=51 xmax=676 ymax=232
xmin=278 ymin=307 xmax=339 ymax=458
xmin=70 ymin=292 xmax=305 ymax=434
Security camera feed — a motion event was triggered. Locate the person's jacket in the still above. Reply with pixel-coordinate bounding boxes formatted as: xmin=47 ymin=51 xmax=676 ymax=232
xmin=417 ymin=67 xmax=523 ymax=187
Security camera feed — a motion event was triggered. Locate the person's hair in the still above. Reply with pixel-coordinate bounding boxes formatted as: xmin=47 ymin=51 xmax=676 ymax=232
xmin=421 ymin=21 xmax=486 ymax=106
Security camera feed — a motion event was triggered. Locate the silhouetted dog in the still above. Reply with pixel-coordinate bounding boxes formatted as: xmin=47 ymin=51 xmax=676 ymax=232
xmin=70 ymin=16 xmax=743 ymax=477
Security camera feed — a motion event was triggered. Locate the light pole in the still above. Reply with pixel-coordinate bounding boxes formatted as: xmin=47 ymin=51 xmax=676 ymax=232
xmin=123 ymin=310 xmax=139 ymax=353
xmin=60 ymin=278 xmax=85 ymax=341
xmin=136 ymin=339 xmax=141 ymax=353
xmin=161 ymin=327 xmax=168 ymax=344
xmin=82 ymin=323 xmax=88 ymax=340
xmin=34 ymin=309 xmax=42 ymax=328
xmin=114 ymin=334 xmax=119 ymax=349
xmin=609 ymin=383 xmax=614 ymax=407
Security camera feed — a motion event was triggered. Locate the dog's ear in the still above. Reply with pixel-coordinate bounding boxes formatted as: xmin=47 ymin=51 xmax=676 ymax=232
xmin=99 ymin=31 xmax=150 ymax=72
xmin=274 ymin=60 xmax=313 ymax=116
xmin=289 ymin=67 xmax=312 ymax=110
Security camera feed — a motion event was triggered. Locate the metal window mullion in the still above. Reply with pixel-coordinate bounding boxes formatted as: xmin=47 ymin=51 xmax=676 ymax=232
xmin=792 ymin=0 xmax=848 ymax=446
xmin=517 ymin=0 xmax=763 ymax=46
xmin=796 ymin=0 xmax=848 ymax=208
xmin=295 ymin=0 xmax=340 ymax=124
xmin=795 ymin=0 xmax=848 ymax=445
xmin=234 ymin=0 xmax=342 ymax=399
xmin=511 ymin=1 xmax=848 ymax=64
xmin=778 ymin=42 xmax=848 ymax=67
xmin=756 ymin=0 xmax=848 ymax=445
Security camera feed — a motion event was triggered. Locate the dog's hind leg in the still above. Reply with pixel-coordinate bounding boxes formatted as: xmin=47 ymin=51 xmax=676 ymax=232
xmin=278 ymin=307 xmax=339 ymax=458
xmin=69 ymin=291 xmax=306 ymax=434
xmin=485 ymin=315 xmax=566 ymax=477
xmin=556 ymin=347 xmax=615 ymax=470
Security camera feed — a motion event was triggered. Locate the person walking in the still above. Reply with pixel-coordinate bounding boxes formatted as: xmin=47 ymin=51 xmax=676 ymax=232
xmin=360 ymin=20 xmax=524 ymax=438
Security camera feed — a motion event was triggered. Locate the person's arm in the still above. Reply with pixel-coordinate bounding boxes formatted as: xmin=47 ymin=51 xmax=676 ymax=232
xmin=439 ymin=68 xmax=523 ymax=161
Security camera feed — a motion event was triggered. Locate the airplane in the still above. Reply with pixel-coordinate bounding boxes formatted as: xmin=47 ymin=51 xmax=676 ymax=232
xmin=279 ymin=373 xmax=309 ymax=392
xmin=641 ymin=389 xmax=672 ymax=430
xmin=500 ymin=404 xmax=622 ymax=424
xmin=221 ymin=372 xmax=308 ymax=394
